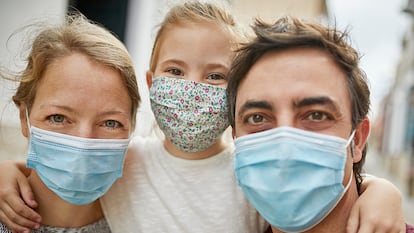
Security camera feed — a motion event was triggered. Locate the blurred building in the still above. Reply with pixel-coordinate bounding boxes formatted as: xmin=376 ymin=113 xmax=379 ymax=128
xmin=232 ymin=0 xmax=328 ymax=27
xmin=377 ymin=0 xmax=414 ymax=197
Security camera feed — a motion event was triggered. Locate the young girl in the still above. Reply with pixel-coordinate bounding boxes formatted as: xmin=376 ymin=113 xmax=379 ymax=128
xmin=0 ymin=1 xmax=406 ymax=233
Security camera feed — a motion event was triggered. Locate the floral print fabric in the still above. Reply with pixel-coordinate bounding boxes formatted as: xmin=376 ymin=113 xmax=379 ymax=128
xmin=149 ymin=77 xmax=229 ymax=152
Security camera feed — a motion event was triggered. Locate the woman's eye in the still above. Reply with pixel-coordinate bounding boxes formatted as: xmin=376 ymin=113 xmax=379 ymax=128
xmin=167 ymin=68 xmax=183 ymax=76
xmin=246 ymin=114 xmax=264 ymax=124
xmin=48 ymin=114 xmax=65 ymax=124
xmin=104 ymin=120 xmax=122 ymax=128
xmin=307 ymin=112 xmax=328 ymax=121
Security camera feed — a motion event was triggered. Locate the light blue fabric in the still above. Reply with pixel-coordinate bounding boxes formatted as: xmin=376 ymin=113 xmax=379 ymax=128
xmin=26 ymin=126 xmax=130 ymax=205
xmin=234 ymin=126 xmax=353 ymax=232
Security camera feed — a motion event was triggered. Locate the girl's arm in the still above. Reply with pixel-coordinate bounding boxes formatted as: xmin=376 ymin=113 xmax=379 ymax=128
xmin=0 ymin=160 xmax=41 ymax=233
xmin=347 ymin=175 xmax=406 ymax=233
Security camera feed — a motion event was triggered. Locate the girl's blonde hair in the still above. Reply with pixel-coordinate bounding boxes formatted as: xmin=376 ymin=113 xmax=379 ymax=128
xmin=149 ymin=0 xmax=245 ymax=72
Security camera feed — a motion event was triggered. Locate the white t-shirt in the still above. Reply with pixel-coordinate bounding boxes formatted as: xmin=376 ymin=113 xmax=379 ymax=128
xmin=101 ymin=135 xmax=267 ymax=233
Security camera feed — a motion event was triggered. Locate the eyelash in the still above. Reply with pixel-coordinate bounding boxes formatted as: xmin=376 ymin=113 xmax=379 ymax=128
xmin=46 ymin=114 xmax=124 ymax=130
xmin=164 ymin=67 xmax=228 ymax=82
xmin=166 ymin=68 xmax=183 ymax=76
xmin=104 ymin=120 xmax=123 ymax=129
xmin=245 ymin=114 xmax=266 ymax=124
xmin=303 ymin=111 xmax=333 ymax=122
xmin=48 ymin=114 xmax=66 ymax=125
xmin=207 ymin=73 xmax=227 ymax=81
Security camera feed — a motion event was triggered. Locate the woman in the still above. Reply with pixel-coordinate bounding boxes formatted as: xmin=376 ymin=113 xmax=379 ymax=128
xmin=0 ymin=13 xmax=140 ymax=232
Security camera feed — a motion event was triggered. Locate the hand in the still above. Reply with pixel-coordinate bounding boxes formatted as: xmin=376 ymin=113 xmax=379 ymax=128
xmin=0 ymin=160 xmax=41 ymax=232
xmin=346 ymin=176 xmax=406 ymax=233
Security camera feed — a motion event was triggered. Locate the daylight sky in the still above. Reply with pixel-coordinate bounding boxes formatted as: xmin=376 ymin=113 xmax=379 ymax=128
xmin=327 ymin=0 xmax=411 ymax=119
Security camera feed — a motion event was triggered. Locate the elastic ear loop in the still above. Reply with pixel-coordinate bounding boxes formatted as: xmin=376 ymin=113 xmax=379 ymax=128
xmin=350 ymin=140 xmax=355 ymax=158
xmin=346 ymin=130 xmax=356 ymax=158
xmin=25 ymin=108 xmax=32 ymax=131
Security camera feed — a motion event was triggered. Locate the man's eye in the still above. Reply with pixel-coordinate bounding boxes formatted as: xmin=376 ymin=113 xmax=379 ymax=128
xmin=49 ymin=114 xmax=65 ymax=123
xmin=167 ymin=68 xmax=183 ymax=76
xmin=307 ymin=112 xmax=328 ymax=121
xmin=105 ymin=120 xmax=122 ymax=128
xmin=246 ymin=114 xmax=264 ymax=124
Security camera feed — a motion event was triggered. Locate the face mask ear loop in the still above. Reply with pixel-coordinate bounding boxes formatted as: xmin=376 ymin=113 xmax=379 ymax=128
xmin=350 ymin=140 xmax=355 ymax=158
xmin=25 ymin=108 xmax=32 ymax=133
xmin=343 ymin=168 xmax=353 ymax=192
xmin=346 ymin=130 xmax=356 ymax=158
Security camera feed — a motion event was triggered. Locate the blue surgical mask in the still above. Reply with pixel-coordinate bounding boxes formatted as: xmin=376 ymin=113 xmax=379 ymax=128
xmin=234 ymin=126 xmax=354 ymax=232
xmin=26 ymin=126 xmax=130 ymax=205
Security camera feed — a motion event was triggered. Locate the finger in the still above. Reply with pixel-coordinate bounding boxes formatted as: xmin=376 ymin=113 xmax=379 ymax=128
xmin=17 ymin=176 xmax=37 ymax=209
xmin=3 ymin=189 xmax=41 ymax=223
xmin=355 ymin=223 xmax=377 ymax=233
xmin=0 ymin=209 xmax=32 ymax=233
xmin=376 ymin=219 xmax=405 ymax=233
xmin=1 ymin=202 xmax=40 ymax=230
xmin=345 ymin=205 xmax=359 ymax=233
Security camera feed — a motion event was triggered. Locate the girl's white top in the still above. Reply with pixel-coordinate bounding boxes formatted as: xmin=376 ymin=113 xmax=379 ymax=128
xmin=101 ymin=135 xmax=267 ymax=233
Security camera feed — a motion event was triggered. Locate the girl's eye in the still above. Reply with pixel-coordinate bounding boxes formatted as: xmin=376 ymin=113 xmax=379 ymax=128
xmin=167 ymin=68 xmax=183 ymax=76
xmin=48 ymin=114 xmax=65 ymax=124
xmin=306 ymin=111 xmax=329 ymax=122
xmin=207 ymin=73 xmax=226 ymax=81
xmin=104 ymin=120 xmax=122 ymax=129
xmin=246 ymin=114 xmax=264 ymax=124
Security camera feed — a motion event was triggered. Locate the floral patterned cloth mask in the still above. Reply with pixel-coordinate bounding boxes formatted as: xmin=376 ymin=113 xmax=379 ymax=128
xmin=149 ymin=76 xmax=230 ymax=152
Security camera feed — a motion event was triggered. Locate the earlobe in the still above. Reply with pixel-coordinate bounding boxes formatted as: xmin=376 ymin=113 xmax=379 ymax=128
xmin=146 ymin=71 xmax=153 ymax=88
xmin=19 ymin=103 xmax=29 ymax=138
xmin=352 ymin=118 xmax=370 ymax=163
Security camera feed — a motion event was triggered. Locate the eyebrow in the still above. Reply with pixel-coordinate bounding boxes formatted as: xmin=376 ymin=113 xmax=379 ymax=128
xmin=294 ymin=96 xmax=341 ymax=114
xmin=237 ymin=96 xmax=341 ymax=119
xmin=160 ymin=59 xmax=229 ymax=71
xmin=40 ymin=105 xmax=129 ymax=118
xmin=39 ymin=104 xmax=74 ymax=113
xmin=158 ymin=59 xmax=187 ymax=68
xmin=237 ymin=100 xmax=273 ymax=120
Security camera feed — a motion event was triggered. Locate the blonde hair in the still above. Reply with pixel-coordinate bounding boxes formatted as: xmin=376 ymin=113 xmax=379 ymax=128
xmin=149 ymin=0 xmax=244 ymax=72
xmin=6 ymin=13 xmax=140 ymax=130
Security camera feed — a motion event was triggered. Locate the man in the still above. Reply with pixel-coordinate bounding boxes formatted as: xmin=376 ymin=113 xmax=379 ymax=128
xmin=226 ymin=16 xmax=414 ymax=233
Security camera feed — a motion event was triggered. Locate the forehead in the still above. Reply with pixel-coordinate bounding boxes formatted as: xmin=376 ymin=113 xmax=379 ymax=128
xmin=33 ymin=52 xmax=131 ymax=112
xmin=236 ymin=47 xmax=351 ymax=113
xmin=156 ymin=21 xmax=234 ymax=61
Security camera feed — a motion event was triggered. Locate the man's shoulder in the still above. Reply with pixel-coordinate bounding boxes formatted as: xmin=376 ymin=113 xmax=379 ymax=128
xmin=407 ymin=223 xmax=414 ymax=233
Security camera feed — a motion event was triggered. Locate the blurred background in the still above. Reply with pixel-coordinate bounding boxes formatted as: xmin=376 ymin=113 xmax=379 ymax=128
xmin=0 ymin=0 xmax=413 ymax=223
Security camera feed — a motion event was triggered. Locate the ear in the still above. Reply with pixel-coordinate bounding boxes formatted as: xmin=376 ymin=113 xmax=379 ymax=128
xmin=351 ymin=117 xmax=370 ymax=163
xmin=19 ymin=103 xmax=29 ymax=138
xmin=146 ymin=71 xmax=153 ymax=88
